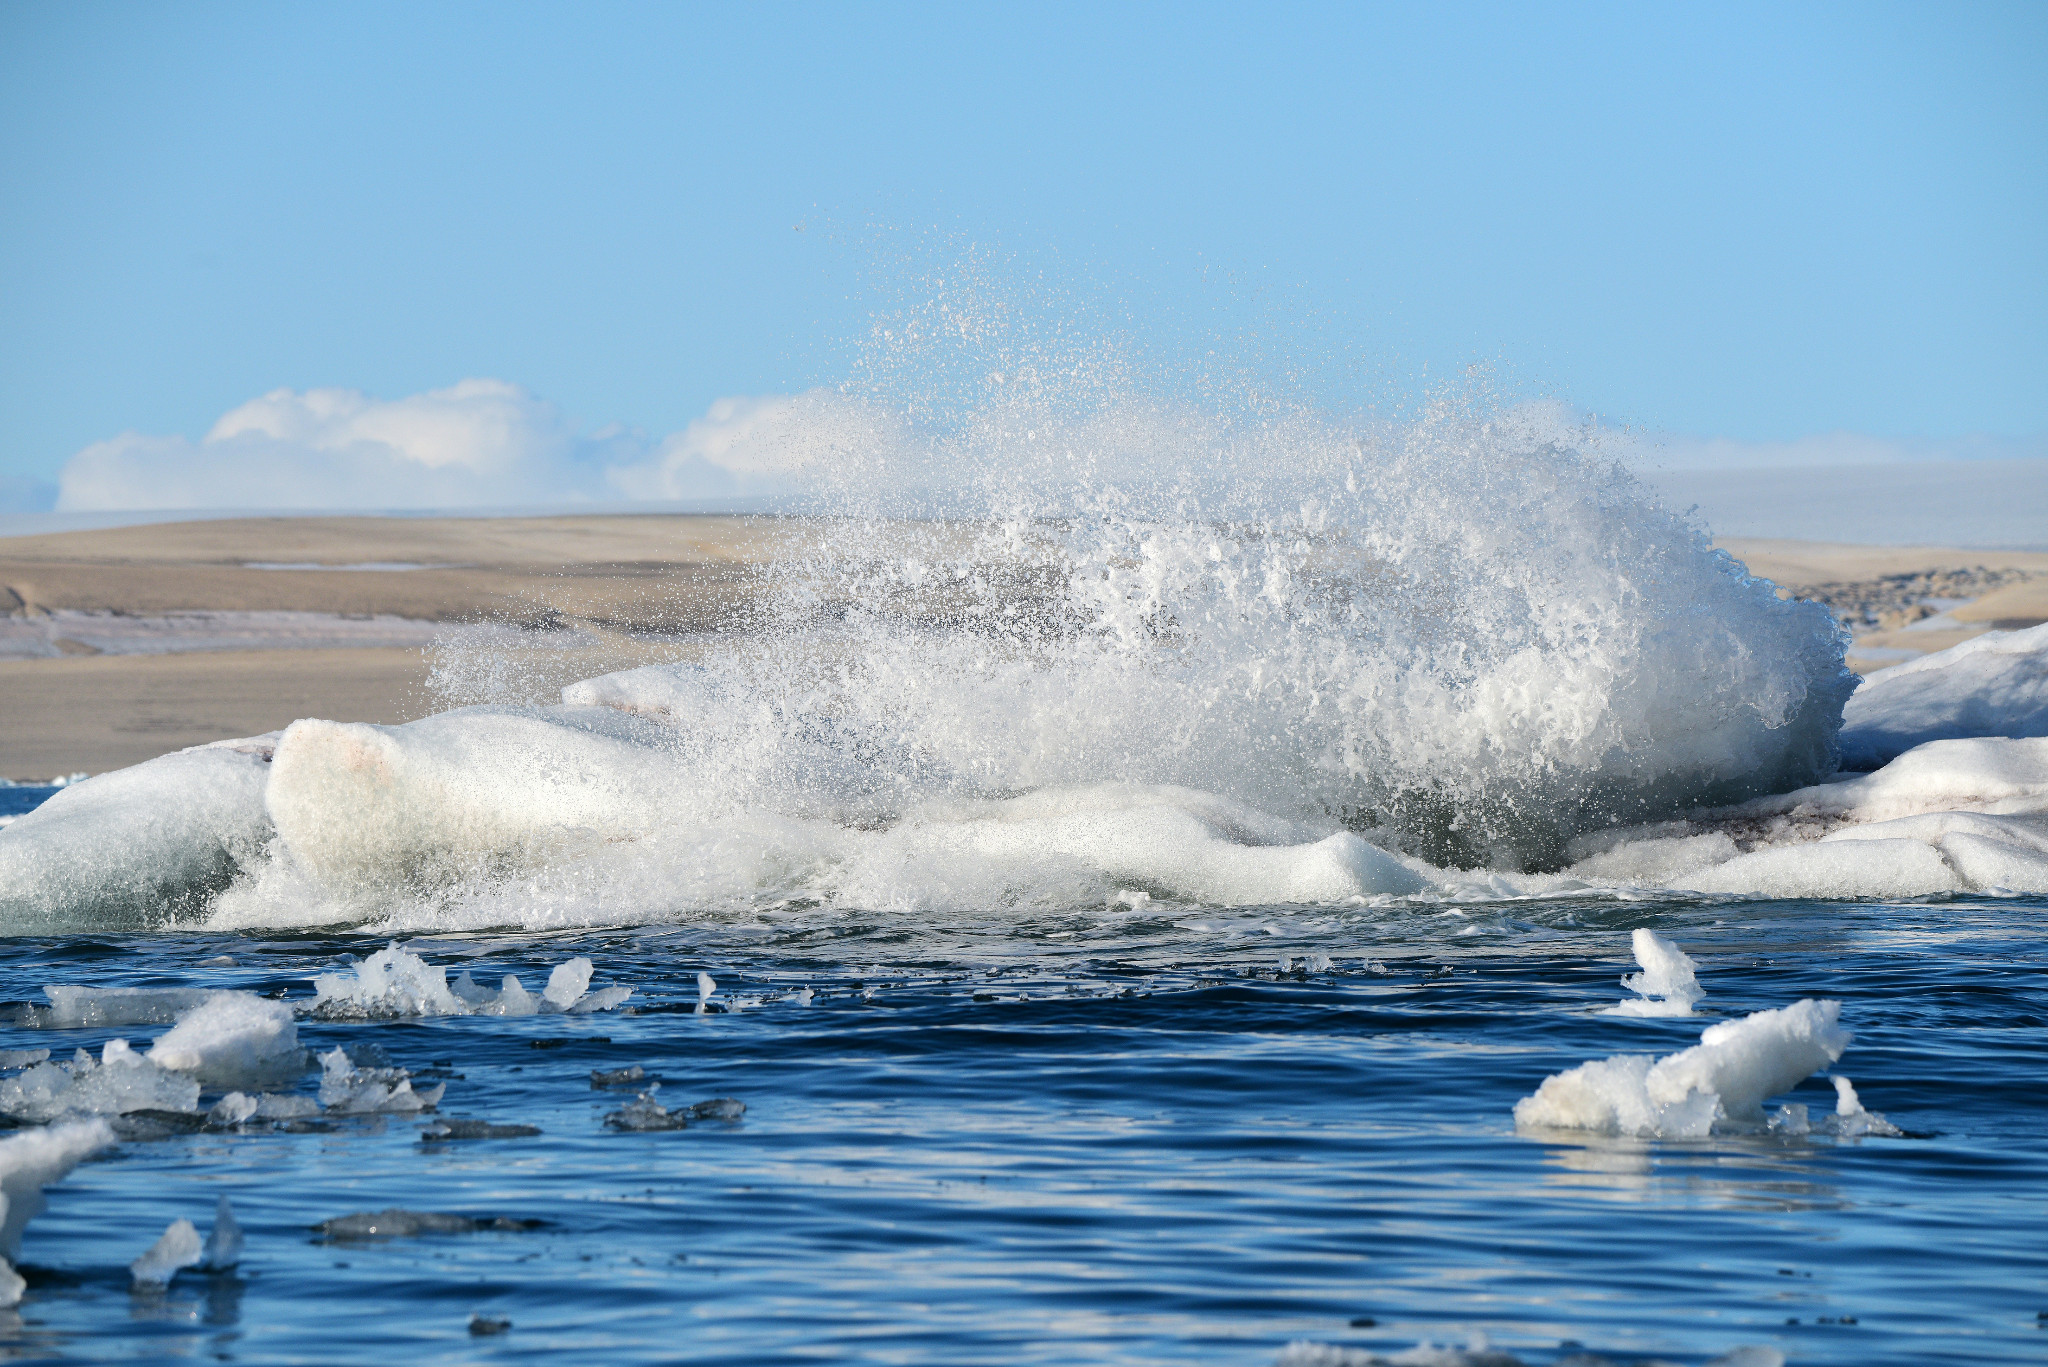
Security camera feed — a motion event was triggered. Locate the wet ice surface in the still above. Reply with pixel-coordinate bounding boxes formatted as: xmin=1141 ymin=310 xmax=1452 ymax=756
xmin=0 ymin=898 xmax=2042 ymax=1366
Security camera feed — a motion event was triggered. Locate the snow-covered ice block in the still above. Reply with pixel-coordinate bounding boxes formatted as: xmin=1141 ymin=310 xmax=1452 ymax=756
xmin=1841 ymin=622 xmax=2048 ymax=769
xmin=1514 ymin=998 xmax=1850 ymax=1137
xmin=0 ymin=738 xmax=276 ymax=931
xmin=148 ymin=994 xmax=305 ymax=1087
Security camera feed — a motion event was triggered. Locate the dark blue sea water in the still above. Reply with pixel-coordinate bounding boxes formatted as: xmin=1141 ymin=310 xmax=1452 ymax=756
xmin=1 ymin=869 xmax=2042 ymax=1364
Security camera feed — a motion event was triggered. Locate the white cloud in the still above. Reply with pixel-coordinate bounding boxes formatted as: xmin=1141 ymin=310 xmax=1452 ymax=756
xmin=55 ymin=380 xmax=871 ymax=512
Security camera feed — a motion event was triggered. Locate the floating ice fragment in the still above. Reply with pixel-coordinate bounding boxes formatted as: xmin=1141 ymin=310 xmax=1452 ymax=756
xmin=603 ymin=1086 xmax=689 ymax=1131
xmin=207 ymin=1092 xmax=259 ymax=1127
xmin=689 ymin=1097 xmax=745 ymax=1122
xmin=0 ymin=1261 xmax=21 ymax=1310
xmin=1602 ymin=929 xmax=1704 ymax=1017
xmin=27 ymin=985 xmax=222 ymax=1029
xmin=317 ymin=1046 xmax=444 ymax=1114
xmin=314 ymin=1209 xmax=544 ymax=1240
xmin=254 ymin=1093 xmax=320 ymax=1120
xmin=1829 ymin=1074 xmax=1902 ymax=1137
xmin=0 ymin=1049 xmax=48 ymax=1069
xmin=491 ymin=975 xmax=541 ymax=1016
xmin=130 ymin=1218 xmax=203 ymax=1289
xmin=0 ymin=1119 xmax=115 ymax=1270
xmin=201 ymin=1196 xmax=242 ymax=1271
xmin=591 ymin=1065 xmax=646 ymax=1088
xmin=0 ymin=1038 xmax=200 ymax=1122
xmin=569 ymin=984 xmax=634 ymax=1014
xmin=469 ymin=1314 xmax=512 ymax=1336
xmin=419 ymin=1118 xmax=541 ymax=1141
xmin=695 ymin=972 xmax=716 ymax=1014
xmin=148 ymin=993 xmax=305 ymax=1087
xmin=543 ymin=957 xmax=593 ymax=1009
xmin=1516 ymin=1000 xmax=1850 ymax=1137
xmin=792 ymin=986 xmax=814 ymax=1006
xmin=310 ymin=943 xmax=466 ymax=1018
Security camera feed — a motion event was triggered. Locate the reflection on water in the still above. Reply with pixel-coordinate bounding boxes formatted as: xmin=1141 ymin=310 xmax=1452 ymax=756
xmin=0 ymin=895 xmax=2039 ymax=1365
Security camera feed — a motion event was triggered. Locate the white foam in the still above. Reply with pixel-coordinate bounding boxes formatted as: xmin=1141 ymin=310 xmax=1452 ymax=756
xmin=0 ymin=1039 xmax=200 ymax=1122
xmin=130 ymin=1218 xmax=203 ymax=1288
xmin=1603 ymin=929 xmax=1703 ymax=1017
xmin=1514 ymin=999 xmax=1850 ymax=1137
xmin=1841 ymin=622 xmax=2048 ymax=769
xmin=147 ymin=994 xmax=305 ymax=1087
xmin=0 ymin=739 xmax=275 ymax=931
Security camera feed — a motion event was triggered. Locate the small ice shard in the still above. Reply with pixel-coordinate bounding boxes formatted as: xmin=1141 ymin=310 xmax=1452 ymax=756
xmin=199 ymin=955 xmax=237 ymax=968
xmin=130 ymin=1218 xmax=203 ymax=1289
xmin=449 ymin=970 xmax=496 ymax=1008
xmin=1769 ymin=1102 xmax=1811 ymax=1135
xmin=1828 ymin=1074 xmax=1902 ymax=1137
xmin=1603 ymin=928 xmax=1704 ymax=1017
xmin=492 ymin=975 xmax=541 ymax=1017
xmin=1514 ymin=998 xmax=1851 ymax=1137
xmin=543 ymin=957 xmax=594 ymax=1009
xmin=201 ymin=1196 xmax=242 ymax=1271
xmin=688 ymin=1098 xmax=745 ymax=1122
xmin=253 ymin=1093 xmax=320 ymax=1120
xmin=591 ymin=1065 xmax=646 ymax=1088
xmin=792 ymin=986 xmax=813 ymax=1006
xmin=695 ymin=972 xmax=716 ymax=1014
xmin=147 ymin=993 xmax=305 ymax=1087
xmin=469 ymin=1314 xmax=512 ymax=1336
xmin=568 ymin=984 xmax=633 ymax=1014
xmin=603 ymin=1086 xmax=689 ymax=1131
xmin=33 ymin=985 xmax=222 ymax=1029
xmin=207 ymin=1092 xmax=259 ymax=1127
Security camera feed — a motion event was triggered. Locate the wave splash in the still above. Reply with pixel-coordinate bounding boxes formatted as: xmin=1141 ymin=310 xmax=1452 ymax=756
xmin=0 ymin=297 xmax=1862 ymax=929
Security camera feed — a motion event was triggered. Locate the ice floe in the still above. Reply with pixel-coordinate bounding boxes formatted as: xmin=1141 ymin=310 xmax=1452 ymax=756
xmin=1841 ymin=622 xmax=2048 ymax=769
xmin=1515 ymin=999 xmax=1851 ymax=1138
xmin=0 ymin=737 xmax=276 ymax=931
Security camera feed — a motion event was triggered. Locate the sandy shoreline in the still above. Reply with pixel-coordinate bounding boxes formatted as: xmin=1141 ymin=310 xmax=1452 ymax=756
xmin=4 ymin=518 xmax=2046 ymax=779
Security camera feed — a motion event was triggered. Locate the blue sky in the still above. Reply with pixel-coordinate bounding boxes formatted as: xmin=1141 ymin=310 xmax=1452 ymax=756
xmin=2 ymin=1 xmax=2043 ymax=510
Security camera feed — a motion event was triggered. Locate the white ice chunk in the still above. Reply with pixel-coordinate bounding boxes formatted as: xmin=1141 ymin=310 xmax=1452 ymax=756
xmin=0 ymin=739 xmax=276 ymax=931
xmin=543 ymin=957 xmax=593 ymax=1009
xmin=0 ymin=1118 xmax=116 ymax=1260
xmin=148 ymin=993 xmax=304 ymax=1087
xmin=695 ymin=972 xmax=716 ymax=1015
xmin=201 ymin=1196 xmax=242 ymax=1271
xmin=310 ymin=943 xmax=467 ymax=1018
xmin=1514 ymin=998 xmax=1850 ymax=1137
xmin=489 ymin=975 xmax=540 ymax=1016
xmin=130 ymin=1218 xmax=203 ymax=1288
xmin=1736 ymin=736 xmax=2048 ymax=826
xmin=1603 ymin=929 xmax=1704 ymax=1017
xmin=1828 ymin=1074 xmax=1902 ymax=1138
xmin=253 ymin=1093 xmax=319 ymax=1120
xmin=1841 ymin=622 xmax=2048 ymax=769
xmin=0 ymin=1038 xmax=200 ymax=1121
